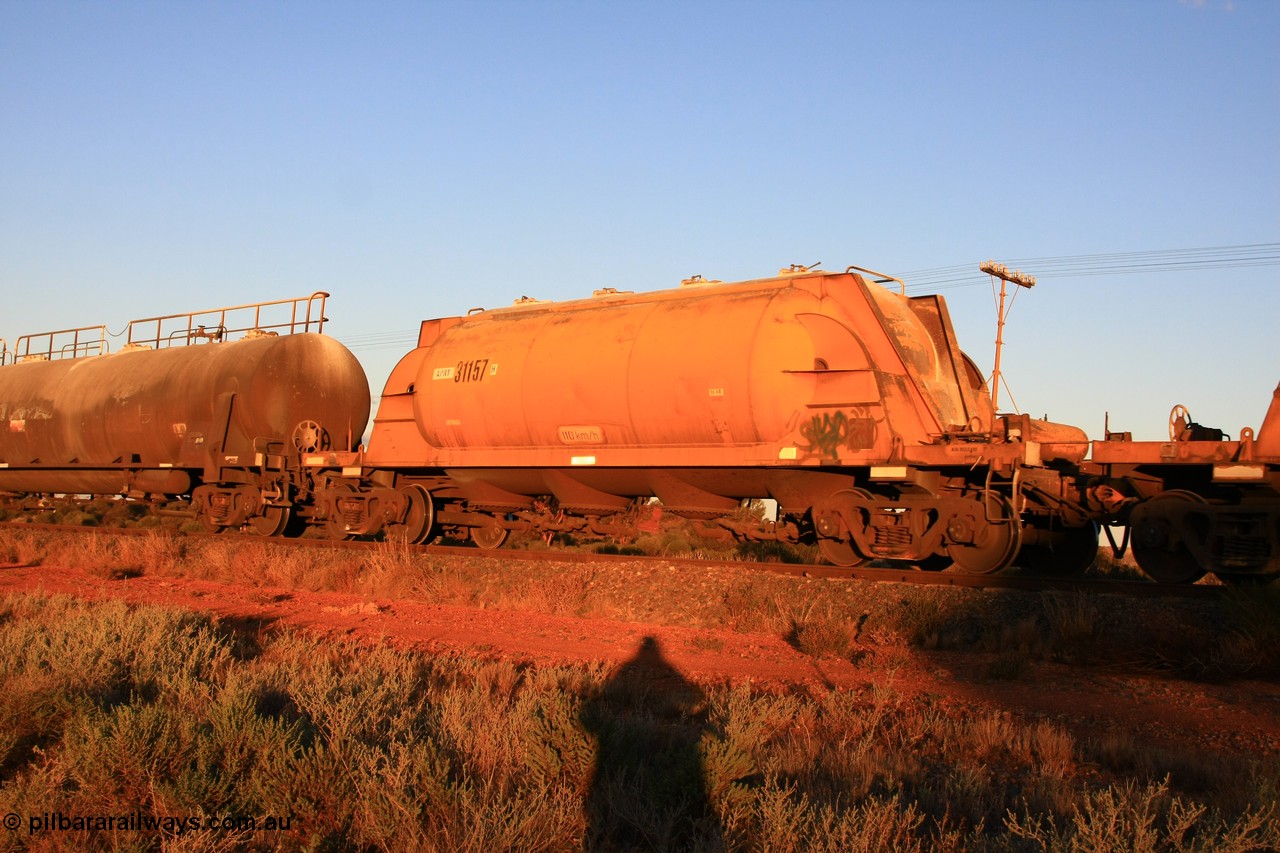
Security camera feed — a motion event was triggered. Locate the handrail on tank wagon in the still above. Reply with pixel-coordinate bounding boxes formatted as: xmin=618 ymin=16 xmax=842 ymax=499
xmin=845 ymin=265 xmax=907 ymax=295
xmin=125 ymin=292 xmax=330 ymax=349
xmin=11 ymin=326 xmax=109 ymax=362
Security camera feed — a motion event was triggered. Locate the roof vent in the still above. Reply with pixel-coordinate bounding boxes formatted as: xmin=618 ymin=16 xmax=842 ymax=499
xmin=779 ymin=262 xmax=821 ymax=276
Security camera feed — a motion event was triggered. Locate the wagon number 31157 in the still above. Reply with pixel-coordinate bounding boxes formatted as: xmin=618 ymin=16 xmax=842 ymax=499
xmin=432 ymin=359 xmax=493 ymax=383
xmin=454 ymin=359 xmax=489 ymax=383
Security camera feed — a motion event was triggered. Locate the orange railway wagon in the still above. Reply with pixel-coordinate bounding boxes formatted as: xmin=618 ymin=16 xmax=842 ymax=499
xmin=326 ymin=267 xmax=1094 ymax=575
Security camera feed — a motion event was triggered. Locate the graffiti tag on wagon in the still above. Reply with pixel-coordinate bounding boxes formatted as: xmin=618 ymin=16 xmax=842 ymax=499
xmin=799 ymin=410 xmax=877 ymax=460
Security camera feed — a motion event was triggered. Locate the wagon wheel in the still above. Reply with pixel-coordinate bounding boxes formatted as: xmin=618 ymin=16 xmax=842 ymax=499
xmin=1168 ymin=405 xmax=1191 ymax=441
xmin=946 ymin=491 xmax=1022 ymax=575
xmin=1019 ymin=522 xmax=1099 ymax=578
xmin=280 ymin=509 xmax=308 ymax=538
xmin=470 ymin=515 xmax=510 ymax=550
xmin=1130 ymin=490 xmax=1206 ymax=584
xmin=292 ymin=420 xmax=330 ymax=455
xmin=917 ymin=554 xmax=954 ymax=572
xmin=817 ymin=538 xmax=864 ymax=568
xmin=248 ymin=505 xmax=291 ymax=537
xmin=814 ymin=488 xmax=874 ymax=568
xmin=384 ymin=485 xmax=435 ymax=545
xmin=906 ymin=488 xmax=953 ymax=571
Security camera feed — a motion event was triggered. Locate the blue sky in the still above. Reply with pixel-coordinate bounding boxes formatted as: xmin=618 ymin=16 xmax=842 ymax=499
xmin=2 ymin=0 xmax=1276 ymax=440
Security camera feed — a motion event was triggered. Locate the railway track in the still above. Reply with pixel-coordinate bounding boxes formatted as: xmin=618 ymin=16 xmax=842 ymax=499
xmin=0 ymin=520 xmax=1231 ymax=600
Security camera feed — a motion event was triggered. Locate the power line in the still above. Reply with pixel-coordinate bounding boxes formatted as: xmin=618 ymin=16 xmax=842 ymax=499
xmin=336 ymin=330 xmax=418 ymax=352
xmin=895 ymin=242 xmax=1280 ymax=292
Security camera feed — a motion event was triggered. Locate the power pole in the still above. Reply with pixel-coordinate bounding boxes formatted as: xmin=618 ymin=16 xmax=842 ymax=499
xmin=980 ymin=260 xmax=1036 ymax=412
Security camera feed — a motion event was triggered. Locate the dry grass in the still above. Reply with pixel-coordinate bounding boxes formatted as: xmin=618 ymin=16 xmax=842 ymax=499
xmin=1 ymin=526 xmax=1279 ymax=848
xmin=0 ymin=528 xmax=44 ymax=566
xmin=0 ymin=589 xmax=1275 ymax=852
xmin=3 ymin=527 xmax=1280 ymax=681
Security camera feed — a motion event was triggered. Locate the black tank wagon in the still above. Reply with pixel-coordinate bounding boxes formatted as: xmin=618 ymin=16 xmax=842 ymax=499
xmin=0 ymin=294 xmax=369 ymax=535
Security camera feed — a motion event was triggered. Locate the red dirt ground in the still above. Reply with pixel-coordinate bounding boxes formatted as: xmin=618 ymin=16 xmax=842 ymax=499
xmin=1 ymin=559 xmax=1277 ymax=761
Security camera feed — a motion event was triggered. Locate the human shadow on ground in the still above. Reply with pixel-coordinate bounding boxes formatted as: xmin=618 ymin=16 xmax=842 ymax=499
xmin=580 ymin=636 xmax=724 ymax=852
